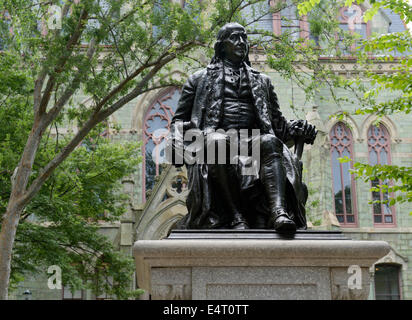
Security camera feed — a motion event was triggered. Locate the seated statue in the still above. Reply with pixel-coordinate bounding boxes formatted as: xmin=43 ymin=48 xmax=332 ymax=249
xmin=166 ymin=23 xmax=317 ymax=232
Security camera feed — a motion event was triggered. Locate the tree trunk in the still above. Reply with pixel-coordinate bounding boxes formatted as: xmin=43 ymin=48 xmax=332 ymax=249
xmin=0 ymin=119 xmax=44 ymax=299
xmin=0 ymin=203 xmax=23 ymax=300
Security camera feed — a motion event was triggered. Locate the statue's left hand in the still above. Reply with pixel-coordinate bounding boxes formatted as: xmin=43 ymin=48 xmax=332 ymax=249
xmin=289 ymin=120 xmax=317 ymax=145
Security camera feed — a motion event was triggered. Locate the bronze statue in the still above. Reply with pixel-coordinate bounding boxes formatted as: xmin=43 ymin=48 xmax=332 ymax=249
xmin=167 ymin=23 xmax=317 ymax=232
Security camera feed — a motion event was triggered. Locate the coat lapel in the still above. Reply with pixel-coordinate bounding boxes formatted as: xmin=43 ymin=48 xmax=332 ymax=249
xmin=205 ymin=62 xmax=224 ymax=127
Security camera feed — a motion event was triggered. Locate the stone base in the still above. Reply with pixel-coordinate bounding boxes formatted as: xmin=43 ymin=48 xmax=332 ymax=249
xmin=166 ymin=229 xmax=350 ymax=240
xmin=133 ymin=231 xmax=390 ymax=300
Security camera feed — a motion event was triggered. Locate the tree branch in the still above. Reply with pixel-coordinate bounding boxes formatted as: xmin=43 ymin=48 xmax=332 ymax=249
xmin=38 ymin=8 xmax=89 ymax=116
xmin=45 ymin=38 xmax=97 ymax=125
xmin=22 ymin=42 xmax=196 ymax=208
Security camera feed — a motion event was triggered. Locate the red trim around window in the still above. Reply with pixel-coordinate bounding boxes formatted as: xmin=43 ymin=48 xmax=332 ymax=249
xmin=142 ymin=87 xmax=180 ymax=202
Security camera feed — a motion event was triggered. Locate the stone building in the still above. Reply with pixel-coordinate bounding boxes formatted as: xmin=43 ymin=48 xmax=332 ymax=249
xmin=10 ymin=1 xmax=411 ymax=299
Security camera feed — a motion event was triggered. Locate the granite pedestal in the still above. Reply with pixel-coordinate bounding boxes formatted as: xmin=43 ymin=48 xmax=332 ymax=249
xmin=133 ymin=230 xmax=390 ymax=300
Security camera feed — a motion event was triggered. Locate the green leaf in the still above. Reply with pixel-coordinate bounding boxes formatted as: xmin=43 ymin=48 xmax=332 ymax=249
xmin=338 ymin=156 xmax=352 ymax=163
xmin=344 ymin=0 xmax=354 ymax=7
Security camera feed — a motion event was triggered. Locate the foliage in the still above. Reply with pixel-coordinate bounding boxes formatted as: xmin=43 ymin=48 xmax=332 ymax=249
xmin=4 ymin=118 xmax=143 ymax=298
xmin=352 ymin=163 xmax=412 ymax=208
xmin=15 ymin=134 xmax=142 ymax=298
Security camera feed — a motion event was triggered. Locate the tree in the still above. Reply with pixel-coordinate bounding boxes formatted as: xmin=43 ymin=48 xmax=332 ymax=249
xmin=1 ymin=48 xmax=143 ymax=298
xmin=11 ymin=134 xmax=144 ymax=299
xmin=0 ymin=0 xmax=380 ymax=299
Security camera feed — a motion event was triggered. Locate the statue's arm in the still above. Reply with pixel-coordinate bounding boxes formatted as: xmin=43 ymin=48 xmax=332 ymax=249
xmin=167 ymin=73 xmax=199 ymax=166
xmin=172 ymin=73 xmax=199 ymax=126
xmin=266 ymin=77 xmax=294 ymax=148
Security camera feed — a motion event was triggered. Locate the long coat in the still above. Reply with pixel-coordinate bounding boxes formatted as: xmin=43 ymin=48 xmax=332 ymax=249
xmin=169 ymin=61 xmax=308 ymax=229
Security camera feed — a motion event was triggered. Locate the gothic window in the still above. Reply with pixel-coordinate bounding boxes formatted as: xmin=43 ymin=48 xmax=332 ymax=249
xmin=271 ymin=0 xmax=309 ymax=40
xmin=338 ymin=5 xmax=371 ymax=54
xmin=374 ymin=264 xmax=401 ymax=300
xmin=143 ymin=87 xmax=181 ymax=200
xmin=242 ymin=1 xmax=274 ymax=40
xmin=367 ymin=124 xmax=395 ymax=226
xmin=330 ymin=122 xmax=357 ymax=225
xmin=280 ymin=0 xmax=300 ymax=40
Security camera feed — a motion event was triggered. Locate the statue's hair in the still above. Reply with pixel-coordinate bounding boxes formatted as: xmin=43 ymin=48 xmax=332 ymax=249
xmin=211 ymin=22 xmax=251 ymax=66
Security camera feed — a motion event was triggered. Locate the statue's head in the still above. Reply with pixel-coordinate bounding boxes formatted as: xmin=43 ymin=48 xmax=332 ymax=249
xmin=212 ymin=22 xmax=250 ymax=66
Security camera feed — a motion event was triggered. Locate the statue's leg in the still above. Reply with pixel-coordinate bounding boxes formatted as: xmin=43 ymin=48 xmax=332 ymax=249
xmin=259 ymin=134 xmax=296 ymax=232
xmin=208 ymin=164 xmax=247 ymax=229
xmin=206 ymin=132 xmax=248 ymax=229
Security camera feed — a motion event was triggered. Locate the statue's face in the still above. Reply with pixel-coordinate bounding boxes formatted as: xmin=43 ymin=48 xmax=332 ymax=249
xmin=222 ymin=27 xmax=248 ymax=64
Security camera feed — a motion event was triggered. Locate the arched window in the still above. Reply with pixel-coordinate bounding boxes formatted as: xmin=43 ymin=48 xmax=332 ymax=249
xmin=330 ymin=122 xmax=357 ymax=225
xmin=367 ymin=124 xmax=396 ymax=226
xmin=271 ymin=0 xmax=309 ymax=40
xmin=338 ymin=5 xmax=370 ymax=37
xmin=242 ymin=1 xmax=274 ymax=38
xmin=337 ymin=5 xmax=371 ymax=54
xmin=143 ymin=87 xmax=181 ymax=201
